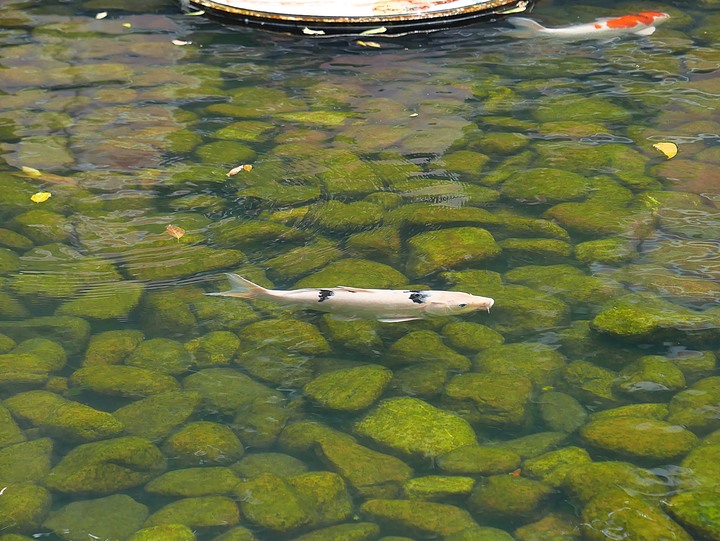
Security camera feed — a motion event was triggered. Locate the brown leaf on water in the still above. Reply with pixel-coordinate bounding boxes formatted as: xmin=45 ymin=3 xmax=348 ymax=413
xmin=166 ymin=224 xmax=185 ymax=241
xmin=227 ymin=164 xmax=253 ymax=176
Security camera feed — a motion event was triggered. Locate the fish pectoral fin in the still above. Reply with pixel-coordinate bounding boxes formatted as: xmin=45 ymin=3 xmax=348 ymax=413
xmin=377 ymin=317 xmax=423 ymax=323
xmin=634 ymin=26 xmax=656 ymax=36
xmin=327 ymin=314 xmax=359 ymax=321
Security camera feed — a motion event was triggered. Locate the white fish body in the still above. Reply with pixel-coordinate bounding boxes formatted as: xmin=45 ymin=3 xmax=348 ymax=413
xmin=208 ymin=273 xmax=494 ymax=323
xmin=507 ymin=11 xmax=669 ymax=40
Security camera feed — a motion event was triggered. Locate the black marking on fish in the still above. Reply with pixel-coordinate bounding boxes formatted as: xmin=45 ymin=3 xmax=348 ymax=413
xmin=318 ymin=289 xmax=334 ymax=303
xmin=408 ymin=290 xmax=428 ymax=304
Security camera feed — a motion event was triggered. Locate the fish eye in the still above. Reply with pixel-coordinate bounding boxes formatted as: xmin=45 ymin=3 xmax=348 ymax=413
xmin=458 ymin=303 xmax=467 ymax=308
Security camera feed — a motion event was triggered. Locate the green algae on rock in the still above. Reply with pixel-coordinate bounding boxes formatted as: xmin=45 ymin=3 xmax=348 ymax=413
xmin=385 ymin=330 xmax=471 ymax=371
xmin=290 ymin=522 xmax=380 ymax=541
xmin=502 ymin=168 xmax=590 ymax=204
xmin=558 ymin=360 xmax=624 ymax=408
xmin=487 ymin=284 xmax=570 ymax=336
xmin=522 ymin=446 xmax=592 ymax=488
xmin=667 ymin=488 xmax=720 ymax=541
xmin=184 ymin=331 xmax=240 ymax=368
xmin=441 ymin=321 xmax=504 ymax=352
xmin=232 ymin=452 xmax=308 ymax=480
xmin=361 ymin=499 xmax=479 ymax=538
xmin=127 ymin=524 xmax=196 ymax=541
xmin=575 ymin=237 xmax=637 ymax=265
xmin=82 ymin=329 xmax=144 ymax=367
xmin=56 ymin=281 xmax=144 ymax=320
xmin=390 ymin=361 xmax=448 ymax=399
xmin=354 ymin=397 xmax=477 ymax=459
xmin=0 ymin=439 xmax=53 ymax=484
xmin=406 ymin=227 xmax=501 ymax=277
xmin=581 ymin=488 xmax=692 ymax=541
xmin=125 ymin=337 xmax=192 ymax=375
xmin=0 ymin=483 xmax=52 ymax=534
xmin=437 ymin=445 xmax=521 ymax=476
xmin=238 ymin=319 xmax=330 ymax=355
xmin=614 ymin=355 xmax=686 ymax=403
xmin=537 ymin=391 xmax=588 ymax=434
xmin=473 ymin=343 xmax=566 ymax=387
xmin=163 ymin=421 xmax=244 ymax=466
xmin=320 ymin=315 xmax=383 ymax=353
xmin=304 ymin=365 xmax=392 ymax=412
xmin=45 ymin=436 xmax=166 ymax=495
xmin=667 ymin=376 xmax=720 ymax=434
xmin=265 ymin=238 xmax=343 ymax=281
xmin=315 ymin=437 xmax=413 ymax=499
xmin=444 ymin=373 xmax=533 ymax=429
xmin=0 ymin=404 xmax=25 ymax=448
xmin=468 ymin=475 xmax=555 ymax=524
xmin=70 ymin=365 xmax=180 ymax=398
xmin=294 ymin=258 xmax=409 ymax=289
xmin=563 ymin=461 xmax=668 ymax=506
xmin=44 ymin=494 xmax=148 ymax=541
xmin=0 ymin=315 xmax=89 ymax=356
xmin=232 ymin=399 xmax=291 ymax=448
xmin=513 ymin=512 xmax=581 ymax=541
xmin=113 ymin=391 xmax=201 ymax=442
xmin=403 ymin=475 xmax=475 ymax=501
xmin=145 ymin=496 xmax=240 ymax=529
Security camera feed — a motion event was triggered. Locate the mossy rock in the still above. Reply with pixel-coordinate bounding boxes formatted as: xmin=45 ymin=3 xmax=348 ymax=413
xmin=315 ymin=438 xmax=413 ymax=499
xmin=537 ymin=391 xmax=587 ymax=433
xmin=354 ymin=397 xmax=477 ymax=459
xmin=558 ymin=360 xmax=622 ymax=409
xmin=320 ymin=315 xmax=383 ymax=353
xmin=0 ymin=439 xmax=52 ymax=484
xmin=290 ymin=523 xmax=380 ymax=541
xmin=288 ymin=471 xmax=353 ymax=528
xmin=163 ymin=421 xmax=244 ymax=466
xmin=70 ymin=365 xmax=180 ymax=398
xmin=667 ymin=376 xmax=720 ymax=434
xmin=490 ymin=432 xmax=568 ymax=460
xmin=468 ymin=475 xmax=555 ymax=524
xmin=667 ymin=488 xmax=720 ymax=541
xmin=43 ymin=494 xmax=148 ymax=541
xmin=361 ymin=499 xmax=479 ymax=538
xmin=386 ymin=203 xmax=498 ymax=229
xmin=441 ymin=321 xmax=504 ymax=352
xmin=182 ymin=367 xmax=283 ymax=416
xmin=345 ymin=227 xmax=402 ymax=262
xmin=498 ymin=238 xmax=572 ymax=263
xmin=235 ymin=345 xmax=314 ymax=389
xmin=406 ymin=227 xmax=501 ymax=277
xmin=444 ymin=373 xmax=533 ymax=429
xmin=123 ymin=245 xmax=246 ymax=281
xmin=669 ymin=350 xmax=717 ymax=386
xmin=487 ymin=285 xmax=570 ymax=337
xmin=581 ymin=489 xmax=692 ymax=541
xmin=145 ymin=496 xmax=240 ymax=529
xmin=438 ymin=150 xmax=490 ymax=174
xmin=437 ymin=445 xmax=521 ymax=475
xmin=211 ymin=526 xmax=257 ymax=541
xmin=211 ymin=120 xmax=274 ymax=142
xmin=575 ymin=237 xmax=637 ymax=265
xmin=473 ymin=343 xmax=566 ymax=387
xmin=82 ymin=330 xmax=144 ymax=367
xmin=294 ymin=259 xmax=408 ymax=289
xmin=56 ymin=281 xmax=144 ymax=320
xmin=209 ymin=217 xmax=305 ymax=249
xmin=0 ymin=333 xmax=16 ymax=354
xmin=522 ymin=447 xmax=592 ymax=488
xmin=195 ymin=140 xmax=255 ymax=164
xmin=304 ymin=365 xmax=392 ymax=411
xmin=544 ymin=202 xmax=652 ymax=238
xmin=113 ymin=391 xmax=201 ymax=442
xmin=265 ymin=238 xmax=342 ymax=282
xmin=558 ymin=320 xmax=636 ymax=370
xmin=0 ymin=484 xmax=52 ymax=534
xmin=403 ymin=475 xmax=475 ymax=501
xmin=9 ymin=209 xmax=71 ymax=244
xmin=0 ymin=248 xmax=20 ymax=275
xmin=192 ymin=295 xmax=260 ymax=333
xmin=445 ymin=526 xmax=516 ymax=541
xmin=232 ymin=399 xmax=290 ymax=448
xmin=0 ymin=315 xmax=89 ymax=356
xmin=304 ymin=200 xmax=383 ymax=232
xmin=588 ymin=403 xmax=669 ymax=423
xmin=139 ymin=288 xmax=198 ymax=336
xmin=125 ymin=337 xmax=192 ymax=375
xmin=238 ymin=319 xmax=330 ymax=355
xmin=127 ymin=524 xmax=196 ymax=541
xmin=614 ymin=355 xmax=686 ymax=402
xmin=564 ymin=461 xmax=668 ymax=506
xmin=502 ymin=168 xmax=589 ymax=204
xmin=532 ymin=95 xmax=631 ymax=123
xmin=513 ymin=512 xmax=581 ymax=541
xmin=0 ymin=404 xmax=25 ymax=448
xmin=385 ymin=331 xmax=470 ymax=371
xmin=231 ymin=452 xmax=308 ymax=479
xmin=45 ymin=436 xmax=166 ymax=495
xmin=390 ymin=361 xmax=448 ymax=399
xmin=0 ymin=228 xmax=33 ymax=251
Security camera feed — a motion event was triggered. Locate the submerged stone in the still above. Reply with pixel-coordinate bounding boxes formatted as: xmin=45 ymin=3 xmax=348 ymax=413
xmin=290 ymin=522 xmax=380 ymax=541
xmin=559 ymin=360 xmax=622 ymax=409
xmin=294 ymin=259 xmax=408 ymax=289
xmin=235 ymin=345 xmax=314 ymax=388
xmin=320 ymin=315 xmax=383 ymax=353
xmin=232 ymin=452 xmax=308 ymax=479
xmin=144 ymin=496 xmax=240 ymax=529
xmin=361 ymin=499 xmax=478 ymax=538
xmin=0 ymin=404 xmax=25 ymax=448
xmin=113 ymin=391 xmax=200 ymax=442
xmin=354 ymin=397 xmax=477 ymax=459
xmin=473 ymin=343 xmax=566 ymax=387
xmin=45 ymin=436 xmax=166 ymax=495
xmin=0 ymin=315 xmax=89 ymax=356
xmin=238 ymin=319 xmax=330 ymax=355
xmin=403 ymin=475 xmax=475 ymax=501
xmin=304 ymin=200 xmax=383 ymax=232
xmin=575 ymin=237 xmax=637 ymax=265
xmin=581 ymin=489 xmax=691 ymax=541
xmin=56 ymin=281 xmax=144 ymax=320
xmin=437 ymin=445 xmax=521 ymax=476
xmin=538 ymin=391 xmax=588 ymax=434
xmin=82 ymin=330 xmax=144 ymax=367
xmin=488 ymin=284 xmax=570 ymax=336
xmin=667 ymin=376 xmax=720 ymax=434
xmin=564 ymin=461 xmax=668 ymax=506
xmin=406 ymin=227 xmax=501 ymax=277
xmin=304 ymin=365 xmax=392 ymax=411
xmin=43 ymin=494 xmax=148 ymax=541
xmin=265 ymin=238 xmax=343 ymax=281
xmin=502 ymin=168 xmax=589 ymax=204
xmin=0 ymin=439 xmax=53 ymax=484
xmin=127 ymin=524 xmax=196 ymax=541
xmin=70 ymin=365 xmax=180 ymax=398
xmin=468 ymin=475 xmax=555 ymax=524
xmin=441 ymin=321 xmax=504 ymax=353
xmin=513 ymin=512 xmax=581 ymax=541
xmin=385 ymin=330 xmax=471 ymax=371
xmin=522 ymin=447 xmax=592 ymax=488
xmin=0 ymin=484 xmax=52 ymax=534
xmin=614 ymin=355 xmax=686 ymax=403
xmin=185 ymin=331 xmax=240 ymax=368
xmin=126 ymin=337 xmax=192 ymax=375
xmin=667 ymin=489 xmax=720 ymax=541
xmin=163 ymin=421 xmax=244 ymax=466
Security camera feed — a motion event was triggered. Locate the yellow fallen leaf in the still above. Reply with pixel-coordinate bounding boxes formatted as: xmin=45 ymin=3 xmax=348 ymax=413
xmin=360 ymin=26 xmax=387 ymax=35
xmin=31 ymin=192 xmax=52 ymax=203
xmin=227 ymin=164 xmax=253 ymax=176
xmin=166 ymin=224 xmax=185 ymax=241
xmin=357 ymin=40 xmax=382 ymax=48
xmin=95 ymin=11 xmax=108 ymax=19
xmin=185 ymin=10 xmax=205 ymax=15
xmin=122 ymin=22 xmax=132 ymax=28
xmin=653 ymin=142 xmax=678 ymax=159
xmin=22 ymin=166 xmax=42 ymax=178
xmin=171 ymin=39 xmax=192 ymax=46
xmin=302 ymin=27 xmax=325 ymax=35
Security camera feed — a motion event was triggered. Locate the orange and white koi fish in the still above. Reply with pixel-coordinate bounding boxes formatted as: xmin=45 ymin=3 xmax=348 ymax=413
xmin=208 ymin=273 xmax=494 ymax=323
xmin=507 ymin=11 xmax=669 ymax=40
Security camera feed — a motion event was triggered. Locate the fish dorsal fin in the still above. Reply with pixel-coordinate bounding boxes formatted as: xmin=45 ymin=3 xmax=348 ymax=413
xmin=634 ymin=26 xmax=656 ymax=36
xmin=334 ymin=286 xmax=376 ymax=293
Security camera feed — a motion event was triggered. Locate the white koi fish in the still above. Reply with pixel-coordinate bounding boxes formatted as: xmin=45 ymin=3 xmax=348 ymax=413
xmin=506 ymin=11 xmax=669 ymax=40
xmin=208 ymin=273 xmax=494 ymax=323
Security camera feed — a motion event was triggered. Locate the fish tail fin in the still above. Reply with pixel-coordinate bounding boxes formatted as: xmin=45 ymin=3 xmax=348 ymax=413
xmin=506 ymin=17 xmax=548 ymax=38
xmin=207 ymin=273 xmax=266 ymax=298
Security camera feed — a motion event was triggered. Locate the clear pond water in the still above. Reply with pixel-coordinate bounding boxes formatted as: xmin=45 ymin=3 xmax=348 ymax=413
xmin=0 ymin=0 xmax=719 ymax=540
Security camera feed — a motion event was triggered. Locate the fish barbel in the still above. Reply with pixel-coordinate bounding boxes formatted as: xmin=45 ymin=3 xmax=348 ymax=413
xmin=208 ymin=273 xmax=494 ymax=323
xmin=506 ymin=11 xmax=670 ymax=40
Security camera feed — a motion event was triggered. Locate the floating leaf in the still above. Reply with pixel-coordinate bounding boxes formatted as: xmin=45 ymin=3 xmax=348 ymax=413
xmin=31 ymin=192 xmax=52 ymax=203
xmin=357 ymin=40 xmax=382 ymax=48
xmin=409 ymin=112 xmax=419 ymax=117
xmin=302 ymin=27 xmax=325 ymax=35
xmin=653 ymin=142 xmax=678 ymax=159
xmin=171 ymin=39 xmax=192 ymax=46
xmin=360 ymin=26 xmax=387 ymax=35
xmin=95 ymin=11 xmax=108 ymax=19
xmin=185 ymin=10 xmax=205 ymax=15
xmin=122 ymin=22 xmax=132 ymax=28
xmin=166 ymin=224 xmax=185 ymax=241
xmin=22 ymin=166 xmax=42 ymax=178
xmin=227 ymin=164 xmax=253 ymax=177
